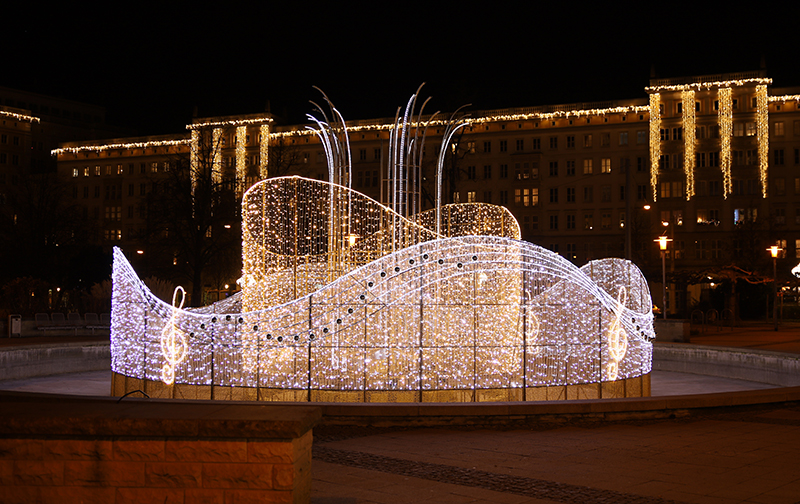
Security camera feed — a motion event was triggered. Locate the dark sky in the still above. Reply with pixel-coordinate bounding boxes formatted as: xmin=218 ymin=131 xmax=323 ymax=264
xmin=6 ymin=4 xmax=798 ymax=135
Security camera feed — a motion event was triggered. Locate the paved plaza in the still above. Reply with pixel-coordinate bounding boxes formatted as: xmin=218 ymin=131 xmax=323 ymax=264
xmin=1 ymin=323 xmax=799 ymax=503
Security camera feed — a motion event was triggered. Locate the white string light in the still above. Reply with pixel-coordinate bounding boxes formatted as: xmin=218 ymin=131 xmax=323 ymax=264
xmin=756 ymin=85 xmax=769 ymax=197
xmin=0 ymin=109 xmax=40 ymax=123
xmin=682 ymin=90 xmax=696 ymax=200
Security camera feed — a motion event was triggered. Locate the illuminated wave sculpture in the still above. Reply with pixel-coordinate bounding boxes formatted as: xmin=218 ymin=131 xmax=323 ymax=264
xmin=111 ymin=178 xmax=655 ymax=403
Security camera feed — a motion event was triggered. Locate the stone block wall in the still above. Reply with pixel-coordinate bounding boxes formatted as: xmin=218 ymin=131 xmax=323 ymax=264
xmin=0 ymin=392 xmax=320 ymax=504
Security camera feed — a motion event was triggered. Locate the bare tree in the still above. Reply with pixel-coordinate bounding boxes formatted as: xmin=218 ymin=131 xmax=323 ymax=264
xmin=143 ymin=133 xmax=241 ymax=307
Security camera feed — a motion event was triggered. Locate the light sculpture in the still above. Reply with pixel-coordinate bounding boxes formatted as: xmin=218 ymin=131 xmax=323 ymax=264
xmin=110 ymin=91 xmax=655 ymax=403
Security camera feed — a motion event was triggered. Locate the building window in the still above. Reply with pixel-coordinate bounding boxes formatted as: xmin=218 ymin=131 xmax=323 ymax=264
xmin=619 ymin=185 xmax=626 ymax=201
xmin=566 ymin=187 xmax=575 ymax=203
xmin=583 ymin=159 xmax=593 ymax=174
xmin=549 ymin=137 xmax=558 ymax=149
xmin=776 ymin=178 xmax=786 ymax=196
xmin=483 ymin=191 xmax=492 ymax=203
xmin=359 ymin=149 xmax=366 ymax=161
xmin=584 ymin=213 xmax=593 ymax=230
xmin=619 ymin=212 xmax=626 ymax=228
xmin=72 ymin=168 xmax=79 ymax=177
xmin=499 ymin=140 xmax=507 ymax=152
xmin=601 ymin=213 xmax=611 ymax=229
xmin=583 ymin=186 xmax=593 ymax=203
xmin=532 ymin=138 xmax=541 ymax=150
xmin=483 ymin=141 xmax=491 ymax=153
xmin=549 ymin=161 xmax=558 ymax=177
xmin=601 ymin=185 xmax=611 ymax=202
xmin=619 ymin=132 xmax=628 ymax=145
xmin=600 ymin=133 xmax=610 ymax=147
xmin=499 ymin=190 xmax=508 ymax=205
xmin=467 ymin=191 xmax=476 ymax=203
xmin=637 ymin=131 xmax=646 ymax=144
xmin=500 ymin=164 xmax=508 ymax=178
xmin=566 ymin=135 xmax=575 ymax=148
xmin=467 ymin=166 xmax=476 ymax=179
xmin=775 ymin=208 xmax=786 ymax=225
xmin=775 ymin=149 xmax=785 ymax=165
xmin=566 ymin=160 xmax=575 ymax=176
xmin=566 ymin=214 xmax=575 ymax=230
xmin=549 ymin=215 xmax=558 ymax=230
xmin=775 ymin=122 xmax=785 ymax=136
xmin=601 ymin=158 xmax=611 ymax=173
xmin=483 ymin=165 xmax=492 ymax=179
xmin=583 ymin=134 xmax=592 ymax=148
xmin=515 ymin=139 xmax=524 ymax=151
xmin=549 ymin=188 xmax=558 ymax=203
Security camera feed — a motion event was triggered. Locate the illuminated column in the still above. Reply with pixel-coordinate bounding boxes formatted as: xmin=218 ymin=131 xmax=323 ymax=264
xmin=718 ymin=87 xmax=733 ymax=198
xmin=212 ymin=128 xmax=223 ymax=185
xmin=682 ymin=90 xmax=696 ymax=200
xmin=649 ymin=93 xmax=661 ymax=202
xmin=756 ymin=85 xmax=769 ymax=198
xmin=236 ymin=126 xmax=247 ymax=197
xmin=259 ymin=124 xmax=270 ymax=179
xmin=190 ymin=129 xmax=200 ymax=192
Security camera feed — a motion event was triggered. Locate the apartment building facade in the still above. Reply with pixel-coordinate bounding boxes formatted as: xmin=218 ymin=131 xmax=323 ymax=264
xmin=53 ymin=71 xmax=800 ymax=315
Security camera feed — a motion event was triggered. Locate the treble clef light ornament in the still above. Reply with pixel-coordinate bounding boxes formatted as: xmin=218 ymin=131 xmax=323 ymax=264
xmin=606 ymin=286 xmax=629 ymax=381
xmin=161 ymin=286 xmax=188 ymax=385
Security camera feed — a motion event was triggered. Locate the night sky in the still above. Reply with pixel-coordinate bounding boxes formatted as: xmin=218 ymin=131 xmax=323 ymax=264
xmin=6 ymin=4 xmax=798 ymax=136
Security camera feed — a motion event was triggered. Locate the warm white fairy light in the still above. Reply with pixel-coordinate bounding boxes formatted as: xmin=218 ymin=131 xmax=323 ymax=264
xmin=259 ymin=124 xmax=269 ymax=179
xmin=235 ymin=126 xmax=247 ymax=197
xmin=718 ymin=87 xmax=733 ymax=198
xmin=52 ymin=138 xmax=189 ymax=156
xmin=212 ymin=128 xmax=223 ymax=185
xmin=682 ymin=90 xmax=696 ymax=200
xmin=645 ymin=77 xmax=772 ymax=93
xmin=187 ymin=117 xmax=273 ymax=130
xmin=0 ymin=109 xmax=40 ymax=123
xmin=769 ymin=94 xmax=800 ymax=103
xmin=756 ymin=85 xmax=769 ymax=197
xmin=649 ymin=93 xmax=661 ymax=202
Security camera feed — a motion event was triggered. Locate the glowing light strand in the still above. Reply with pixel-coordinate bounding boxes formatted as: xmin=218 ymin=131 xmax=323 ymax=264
xmin=259 ymin=124 xmax=269 ymax=179
xmin=718 ymin=87 xmax=733 ymax=198
xmin=235 ymin=126 xmax=247 ymax=197
xmin=682 ymin=90 xmax=696 ymax=200
xmin=756 ymin=85 xmax=769 ymax=198
xmin=0 ymin=109 xmax=40 ymax=123
xmin=648 ymin=93 xmax=661 ymax=202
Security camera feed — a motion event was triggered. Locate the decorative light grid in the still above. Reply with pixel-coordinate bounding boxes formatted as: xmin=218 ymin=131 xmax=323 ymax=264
xmin=756 ymin=85 xmax=769 ymax=197
xmin=648 ymin=93 xmax=661 ymax=202
xmin=718 ymin=87 xmax=733 ymax=198
xmin=682 ymin=90 xmax=696 ymax=200
xmin=110 ymin=92 xmax=655 ymax=403
xmin=111 ymin=232 xmax=654 ymax=401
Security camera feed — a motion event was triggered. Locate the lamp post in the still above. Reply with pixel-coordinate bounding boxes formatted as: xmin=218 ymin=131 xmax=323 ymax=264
xmin=655 ymin=235 xmax=671 ymax=319
xmin=768 ymin=245 xmax=781 ymax=331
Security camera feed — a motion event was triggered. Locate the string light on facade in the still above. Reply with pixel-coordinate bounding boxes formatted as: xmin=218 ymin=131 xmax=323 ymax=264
xmin=259 ymin=124 xmax=269 ymax=179
xmin=235 ymin=126 xmax=247 ymax=197
xmin=718 ymin=87 xmax=733 ymax=198
xmin=187 ymin=117 xmax=273 ymax=130
xmin=648 ymin=93 xmax=661 ymax=202
xmin=52 ymin=138 xmax=189 ymax=156
xmin=212 ymin=128 xmax=223 ymax=185
xmin=645 ymin=77 xmax=772 ymax=93
xmin=769 ymin=94 xmax=800 ymax=103
xmin=0 ymin=109 xmax=40 ymax=123
xmin=681 ymin=90 xmax=696 ymax=200
xmin=756 ymin=85 xmax=769 ymax=197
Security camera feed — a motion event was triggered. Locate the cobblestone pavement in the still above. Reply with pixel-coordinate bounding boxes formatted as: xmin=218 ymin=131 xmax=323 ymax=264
xmin=311 ymin=407 xmax=800 ymax=504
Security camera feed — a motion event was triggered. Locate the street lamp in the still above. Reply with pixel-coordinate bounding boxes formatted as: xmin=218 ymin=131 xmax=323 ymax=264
xmin=655 ymin=235 xmax=672 ymax=319
xmin=768 ymin=245 xmax=781 ymax=331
